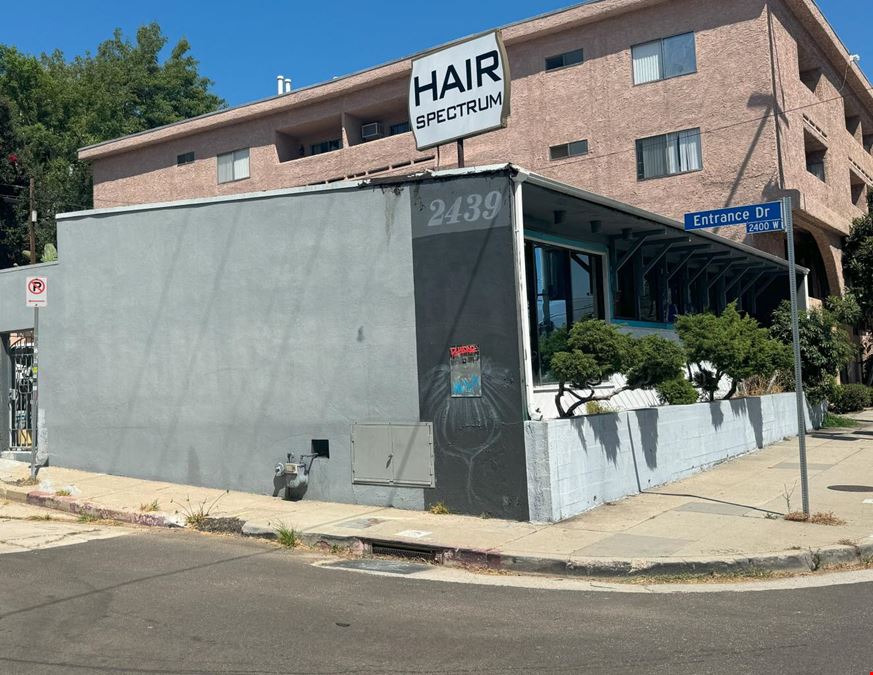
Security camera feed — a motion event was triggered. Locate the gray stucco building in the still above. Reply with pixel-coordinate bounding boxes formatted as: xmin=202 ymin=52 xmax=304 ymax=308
xmin=1 ymin=165 xmax=804 ymax=520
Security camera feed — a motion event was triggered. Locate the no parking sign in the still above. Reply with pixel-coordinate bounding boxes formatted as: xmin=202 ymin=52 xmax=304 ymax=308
xmin=26 ymin=276 xmax=47 ymax=308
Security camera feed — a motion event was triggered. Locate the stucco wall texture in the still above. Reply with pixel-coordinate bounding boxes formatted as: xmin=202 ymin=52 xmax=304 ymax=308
xmin=524 ymin=392 xmax=822 ymax=523
xmin=44 ymin=186 xmax=426 ymax=508
xmin=81 ymin=0 xmax=873 ymax=297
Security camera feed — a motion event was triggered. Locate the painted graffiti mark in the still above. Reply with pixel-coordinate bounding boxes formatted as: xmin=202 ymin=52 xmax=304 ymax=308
xmin=452 ymin=375 xmax=481 ymax=396
xmin=450 ymin=344 xmax=482 ymax=398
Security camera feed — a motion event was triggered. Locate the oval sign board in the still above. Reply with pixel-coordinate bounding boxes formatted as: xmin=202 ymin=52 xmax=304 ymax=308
xmin=409 ymin=31 xmax=511 ymax=151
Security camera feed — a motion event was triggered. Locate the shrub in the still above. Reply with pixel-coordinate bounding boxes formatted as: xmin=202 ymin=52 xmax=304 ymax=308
xmin=771 ymin=299 xmax=854 ymax=404
xmin=829 ymin=383 xmax=869 ymax=413
xmin=550 ymin=319 xmax=686 ymax=417
xmin=585 ymin=400 xmax=612 ymax=415
xmin=656 ymin=377 xmax=699 ymax=405
xmin=677 ymin=303 xmax=792 ymax=401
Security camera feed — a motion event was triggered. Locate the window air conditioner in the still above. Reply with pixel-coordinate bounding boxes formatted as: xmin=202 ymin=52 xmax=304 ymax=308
xmin=361 ymin=122 xmax=384 ymax=140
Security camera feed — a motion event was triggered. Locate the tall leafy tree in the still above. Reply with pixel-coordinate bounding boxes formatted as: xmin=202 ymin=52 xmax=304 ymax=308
xmin=0 ymin=24 xmax=225 ymax=268
xmin=842 ymin=192 xmax=873 ymax=382
xmin=770 ymin=299 xmax=854 ymax=403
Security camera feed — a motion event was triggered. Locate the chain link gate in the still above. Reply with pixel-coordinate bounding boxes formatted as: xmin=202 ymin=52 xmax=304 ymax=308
xmin=7 ymin=332 xmax=35 ymax=451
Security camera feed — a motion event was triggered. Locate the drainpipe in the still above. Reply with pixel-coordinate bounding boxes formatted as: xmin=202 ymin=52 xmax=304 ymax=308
xmin=509 ymin=168 xmax=543 ymax=421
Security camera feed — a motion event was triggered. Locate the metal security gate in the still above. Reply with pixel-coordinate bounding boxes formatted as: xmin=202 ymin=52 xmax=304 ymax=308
xmin=7 ymin=332 xmax=35 ymax=451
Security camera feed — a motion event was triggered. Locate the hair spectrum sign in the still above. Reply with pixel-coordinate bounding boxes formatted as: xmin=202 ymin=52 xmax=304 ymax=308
xmin=409 ymin=31 xmax=510 ymax=150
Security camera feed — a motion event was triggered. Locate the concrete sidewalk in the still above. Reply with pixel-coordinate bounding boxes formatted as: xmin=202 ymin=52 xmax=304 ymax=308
xmin=2 ymin=414 xmax=873 ymax=577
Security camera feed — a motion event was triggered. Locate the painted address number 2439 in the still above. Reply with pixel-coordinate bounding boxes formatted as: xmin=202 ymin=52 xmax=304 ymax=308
xmin=427 ymin=191 xmax=503 ymax=227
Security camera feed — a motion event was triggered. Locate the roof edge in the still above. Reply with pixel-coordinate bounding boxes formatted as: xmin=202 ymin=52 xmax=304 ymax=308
xmin=79 ymin=0 xmax=670 ymax=160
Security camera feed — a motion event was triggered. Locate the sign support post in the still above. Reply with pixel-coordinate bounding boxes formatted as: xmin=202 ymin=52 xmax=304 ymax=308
xmin=783 ymin=196 xmax=810 ymax=515
xmin=30 ymin=305 xmax=38 ymax=479
xmin=25 ymin=275 xmax=47 ymax=479
xmin=684 ymin=198 xmax=809 ymax=515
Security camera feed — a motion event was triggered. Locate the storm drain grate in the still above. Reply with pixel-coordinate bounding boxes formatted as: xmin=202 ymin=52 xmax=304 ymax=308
xmin=369 ymin=541 xmax=440 ymax=562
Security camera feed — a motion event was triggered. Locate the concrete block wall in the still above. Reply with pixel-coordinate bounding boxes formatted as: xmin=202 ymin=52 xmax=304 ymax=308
xmin=525 ymin=392 xmax=823 ymax=522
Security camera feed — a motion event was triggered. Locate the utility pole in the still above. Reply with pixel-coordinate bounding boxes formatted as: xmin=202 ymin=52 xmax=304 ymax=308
xmin=28 ymin=177 xmax=36 ymax=265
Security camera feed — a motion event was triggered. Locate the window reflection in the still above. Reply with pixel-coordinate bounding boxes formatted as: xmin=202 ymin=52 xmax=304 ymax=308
xmin=526 ymin=242 xmax=604 ymax=384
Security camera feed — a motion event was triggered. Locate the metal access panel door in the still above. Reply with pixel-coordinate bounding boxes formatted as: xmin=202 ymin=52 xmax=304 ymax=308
xmin=351 ymin=423 xmax=434 ymax=487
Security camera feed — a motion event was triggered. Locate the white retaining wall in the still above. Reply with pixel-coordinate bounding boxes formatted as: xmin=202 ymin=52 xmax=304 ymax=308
xmin=524 ymin=393 xmax=823 ymax=523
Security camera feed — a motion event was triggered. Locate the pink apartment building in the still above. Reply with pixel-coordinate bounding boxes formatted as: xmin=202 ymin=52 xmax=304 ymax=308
xmin=79 ymin=0 xmax=873 ymax=303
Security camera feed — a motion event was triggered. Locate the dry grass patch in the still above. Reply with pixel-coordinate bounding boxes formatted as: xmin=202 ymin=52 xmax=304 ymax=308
xmin=784 ymin=511 xmax=846 ymax=525
xmin=55 ymin=489 xmax=71 ymax=497
xmin=429 ymin=501 xmax=450 ymax=515
xmin=809 ymin=511 xmax=846 ymax=526
xmin=139 ymin=499 xmax=160 ymax=512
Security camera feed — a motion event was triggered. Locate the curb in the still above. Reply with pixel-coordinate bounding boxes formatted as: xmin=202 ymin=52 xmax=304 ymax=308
xmin=8 ymin=487 xmax=872 ymax=580
xmin=24 ymin=491 xmax=183 ymax=528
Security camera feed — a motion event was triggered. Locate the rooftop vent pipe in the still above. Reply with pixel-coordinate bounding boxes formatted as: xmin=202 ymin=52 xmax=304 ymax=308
xmin=276 ymin=75 xmax=292 ymax=96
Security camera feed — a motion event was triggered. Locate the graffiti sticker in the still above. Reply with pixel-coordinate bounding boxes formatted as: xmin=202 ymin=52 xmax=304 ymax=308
xmin=450 ymin=344 xmax=482 ymax=397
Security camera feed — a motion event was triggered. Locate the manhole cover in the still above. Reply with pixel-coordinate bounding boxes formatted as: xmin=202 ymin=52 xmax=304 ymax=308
xmin=325 ymin=559 xmax=432 ymax=575
xmin=827 ymin=485 xmax=873 ymax=493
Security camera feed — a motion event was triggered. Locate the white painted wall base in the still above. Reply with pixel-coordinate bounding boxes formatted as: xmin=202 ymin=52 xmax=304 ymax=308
xmin=525 ymin=393 xmax=823 ymax=523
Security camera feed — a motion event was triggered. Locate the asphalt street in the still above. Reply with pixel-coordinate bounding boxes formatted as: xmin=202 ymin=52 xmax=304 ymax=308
xmin=1 ymin=523 xmax=872 ymax=675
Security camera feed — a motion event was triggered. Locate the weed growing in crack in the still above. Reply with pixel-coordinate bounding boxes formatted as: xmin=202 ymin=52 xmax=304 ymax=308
xmin=171 ymin=491 xmax=228 ymax=528
xmin=139 ymin=499 xmax=160 ymax=512
xmin=77 ymin=513 xmax=99 ymax=523
xmin=782 ymin=482 xmax=797 ymax=513
xmin=275 ymin=523 xmax=300 ymax=548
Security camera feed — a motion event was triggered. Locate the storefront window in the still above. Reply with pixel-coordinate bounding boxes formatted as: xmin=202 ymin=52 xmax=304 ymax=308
xmin=525 ymin=241 xmax=604 ymax=384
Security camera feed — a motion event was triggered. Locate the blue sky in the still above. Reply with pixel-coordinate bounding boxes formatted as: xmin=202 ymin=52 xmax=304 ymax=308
xmin=0 ymin=0 xmax=868 ymax=108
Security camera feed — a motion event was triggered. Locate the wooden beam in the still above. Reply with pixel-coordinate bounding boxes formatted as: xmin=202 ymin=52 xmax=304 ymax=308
xmin=643 ymin=241 xmax=677 ymax=276
xmin=706 ymin=262 xmax=736 ymax=291
xmin=736 ymin=271 xmax=767 ymax=298
xmin=688 ymin=258 xmax=721 ymax=286
xmin=615 ymin=235 xmax=651 ymax=272
xmin=668 ymin=248 xmax=709 ymax=280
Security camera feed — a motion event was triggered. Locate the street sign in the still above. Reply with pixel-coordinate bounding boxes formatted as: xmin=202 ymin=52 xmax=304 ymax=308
xmin=409 ymin=31 xmax=510 ymax=151
xmin=684 ymin=201 xmax=783 ymax=234
xmin=26 ymin=276 xmax=47 ymax=308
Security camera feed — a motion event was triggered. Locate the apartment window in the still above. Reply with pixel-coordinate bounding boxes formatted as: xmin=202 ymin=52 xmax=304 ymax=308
xmin=632 ymin=33 xmax=696 ymax=84
xmin=389 ymin=121 xmax=411 ymax=135
xmin=850 ymin=170 xmax=868 ymax=209
xmin=217 ymin=148 xmax=250 ymax=183
xmin=803 ymin=130 xmax=826 ymax=182
xmin=176 ymin=151 xmax=195 ymax=166
xmin=549 ymin=139 xmax=589 ymax=160
xmin=636 ymin=129 xmax=702 ymax=180
xmin=310 ymin=139 xmax=342 ymax=155
xmin=846 ymin=114 xmax=862 ymax=140
xmin=545 ymin=49 xmax=584 ymax=72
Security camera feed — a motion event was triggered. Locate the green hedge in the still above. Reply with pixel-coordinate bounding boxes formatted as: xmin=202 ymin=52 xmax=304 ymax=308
xmin=829 ymin=383 xmax=870 ymax=414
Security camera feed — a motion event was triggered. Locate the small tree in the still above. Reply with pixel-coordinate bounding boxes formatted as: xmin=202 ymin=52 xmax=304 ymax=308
xmin=549 ymin=320 xmax=686 ymax=417
xmin=841 ymin=192 xmax=873 ymax=382
xmin=770 ymin=298 xmax=854 ymax=403
xmin=676 ymin=303 xmax=792 ymax=401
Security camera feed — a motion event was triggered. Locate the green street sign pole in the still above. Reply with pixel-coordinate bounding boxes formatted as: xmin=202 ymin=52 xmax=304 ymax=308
xmin=783 ymin=195 xmax=810 ymax=516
